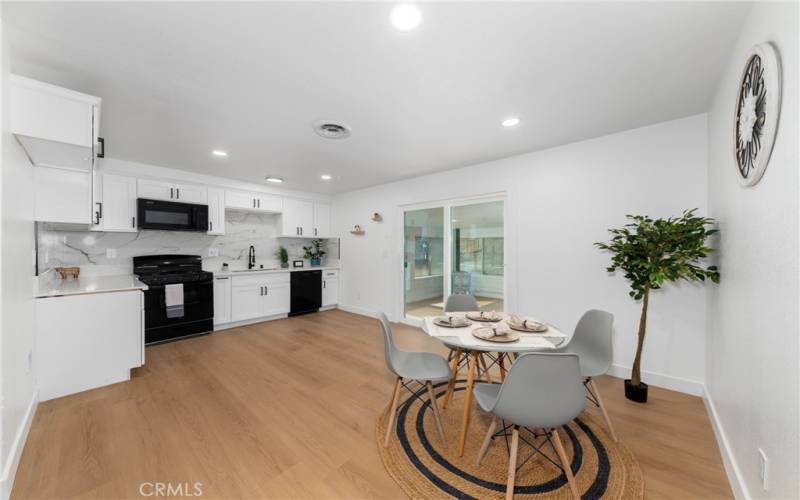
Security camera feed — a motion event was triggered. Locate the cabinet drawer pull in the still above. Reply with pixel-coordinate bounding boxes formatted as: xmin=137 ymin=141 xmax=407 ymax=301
xmin=132 ymin=216 xmax=136 ymax=228
xmin=170 ymin=187 xmax=174 ymax=199
xmin=176 ymin=188 xmax=180 ymax=199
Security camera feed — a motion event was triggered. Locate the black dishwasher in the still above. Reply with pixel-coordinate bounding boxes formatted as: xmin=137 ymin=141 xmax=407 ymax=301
xmin=290 ymin=270 xmax=322 ymax=316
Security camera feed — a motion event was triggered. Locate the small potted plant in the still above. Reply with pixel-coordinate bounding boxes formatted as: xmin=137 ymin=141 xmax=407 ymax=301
xmin=275 ymin=246 xmax=289 ymax=269
xmin=302 ymin=239 xmax=326 ymax=267
xmin=595 ymin=209 xmax=719 ymax=403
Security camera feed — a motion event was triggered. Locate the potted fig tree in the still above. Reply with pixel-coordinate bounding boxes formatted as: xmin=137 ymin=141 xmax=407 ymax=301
xmin=595 ymin=209 xmax=719 ymax=403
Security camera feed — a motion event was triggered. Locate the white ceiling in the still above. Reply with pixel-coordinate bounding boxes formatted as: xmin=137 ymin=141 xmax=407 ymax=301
xmin=4 ymin=2 xmax=750 ymax=194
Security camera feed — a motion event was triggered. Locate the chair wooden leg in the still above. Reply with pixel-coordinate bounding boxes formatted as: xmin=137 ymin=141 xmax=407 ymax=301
xmin=479 ymin=353 xmax=493 ymax=383
xmin=384 ymin=377 xmax=402 ymax=447
xmin=505 ymin=425 xmax=520 ymax=500
xmin=552 ymin=428 xmax=580 ymax=500
xmin=498 ymin=353 xmax=507 ymax=381
xmin=426 ymin=381 xmax=447 ymax=448
xmin=476 ymin=416 xmax=498 ymax=466
xmin=442 ymin=349 xmax=462 ymax=409
xmin=458 ymin=352 xmax=479 ymax=456
xmin=588 ymin=378 xmax=618 ymax=442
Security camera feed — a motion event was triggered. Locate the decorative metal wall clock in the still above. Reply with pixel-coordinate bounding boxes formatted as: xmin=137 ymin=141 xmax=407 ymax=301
xmin=734 ymin=42 xmax=781 ymax=186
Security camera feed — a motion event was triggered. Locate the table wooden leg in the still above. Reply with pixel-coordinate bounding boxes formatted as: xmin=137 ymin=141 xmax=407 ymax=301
xmin=498 ymin=353 xmax=507 ymax=382
xmin=479 ymin=354 xmax=493 ymax=383
xmin=458 ymin=351 xmax=479 ymax=456
xmin=442 ymin=348 xmax=461 ymax=410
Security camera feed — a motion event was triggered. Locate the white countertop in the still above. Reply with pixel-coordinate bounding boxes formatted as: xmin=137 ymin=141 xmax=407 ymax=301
xmin=36 ymin=273 xmax=149 ymax=298
xmin=213 ymin=266 xmax=339 ymax=277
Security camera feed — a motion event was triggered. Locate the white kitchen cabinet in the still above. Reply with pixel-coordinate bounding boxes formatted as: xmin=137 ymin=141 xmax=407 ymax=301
xmin=173 ymin=182 xmax=208 ymax=204
xmin=314 ymin=203 xmax=331 ymax=238
xmin=138 ymin=179 xmax=207 ymax=203
xmin=214 ymin=276 xmax=231 ymax=325
xmin=282 ymin=198 xmax=314 ymax=237
xmin=207 ymin=187 xmax=226 ymax=235
xmin=225 ymin=190 xmax=282 ymax=213
xmin=35 ymin=290 xmax=144 ymax=401
xmin=33 ymin=166 xmax=93 ymax=224
xmin=9 ymin=74 xmax=101 ymax=171
xmin=230 ymin=273 xmax=291 ymax=322
xmin=231 ymin=279 xmax=263 ymax=322
xmin=99 ymin=173 xmax=138 ymax=232
xmin=322 ymin=269 xmax=339 ymax=306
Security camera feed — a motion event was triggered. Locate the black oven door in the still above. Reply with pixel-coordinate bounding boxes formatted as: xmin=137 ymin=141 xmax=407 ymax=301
xmin=138 ymin=199 xmax=208 ymax=231
xmin=143 ymin=280 xmax=214 ymax=344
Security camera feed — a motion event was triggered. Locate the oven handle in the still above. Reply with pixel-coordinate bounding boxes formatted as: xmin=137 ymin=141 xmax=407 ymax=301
xmin=145 ymin=280 xmax=213 ymax=290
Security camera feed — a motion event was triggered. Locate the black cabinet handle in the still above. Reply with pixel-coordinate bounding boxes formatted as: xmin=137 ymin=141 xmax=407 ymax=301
xmin=209 ymin=221 xmax=213 ymax=231
xmin=94 ymin=202 xmax=103 ymax=224
xmin=323 ymin=280 xmax=326 ymax=288
xmin=170 ymin=187 xmax=174 ymax=199
xmin=132 ymin=216 xmax=136 ymax=228
xmin=265 ymin=286 xmax=268 ymax=295
xmin=176 ymin=188 xmax=180 ymax=199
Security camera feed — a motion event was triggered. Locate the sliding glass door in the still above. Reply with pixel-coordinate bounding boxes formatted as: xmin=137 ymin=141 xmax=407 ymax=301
xmin=403 ymin=207 xmax=445 ymax=318
xmin=450 ymin=200 xmax=505 ymax=313
xmin=403 ymin=197 xmax=505 ymax=320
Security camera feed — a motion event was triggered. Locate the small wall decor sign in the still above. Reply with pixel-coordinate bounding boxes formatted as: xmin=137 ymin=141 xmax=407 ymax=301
xmin=734 ymin=42 xmax=781 ymax=187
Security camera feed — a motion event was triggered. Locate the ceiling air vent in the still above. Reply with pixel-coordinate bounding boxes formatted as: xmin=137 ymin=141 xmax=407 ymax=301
xmin=313 ymin=120 xmax=351 ymax=140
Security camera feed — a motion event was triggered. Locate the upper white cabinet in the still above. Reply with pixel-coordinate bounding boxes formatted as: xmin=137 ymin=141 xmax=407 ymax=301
xmin=33 ymin=166 xmax=93 ymax=224
xmin=138 ymin=179 xmax=207 ymax=204
xmin=282 ymin=200 xmax=331 ymax=238
xmin=9 ymin=75 xmax=101 ymax=171
xmin=99 ymin=174 xmax=137 ymax=232
xmin=225 ymin=190 xmax=282 ymax=213
xmin=207 ymin=187 xmax=226 ymax=235
xmin=281 ymin=199 xmax=314 ymax=237
xmin=314 ymin=203 xmax=331 ymax=238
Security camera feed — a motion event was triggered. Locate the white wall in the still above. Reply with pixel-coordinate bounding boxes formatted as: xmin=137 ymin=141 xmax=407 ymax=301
xmin=0 ymin=13 xmax=38 ymax=498
xmin=334 ymin=114 xmax=709 ymax=394
xmin=705 ymin=3 xmax=799 ymax=499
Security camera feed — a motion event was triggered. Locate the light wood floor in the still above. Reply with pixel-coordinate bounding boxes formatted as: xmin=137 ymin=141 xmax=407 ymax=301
xmin=12 ymin=310 xmax=731 ymax=499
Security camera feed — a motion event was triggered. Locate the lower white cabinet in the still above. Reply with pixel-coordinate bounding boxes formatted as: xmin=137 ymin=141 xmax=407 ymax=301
xmin=35 ymin=290 xmax=144 ymax=401
xmin=322 ymin=269 xmax=339 ymax=306
xmin=213 ymin=277 xmax=231 ymax=324
xmin=230 ymin=273 xmax=290 ymax=322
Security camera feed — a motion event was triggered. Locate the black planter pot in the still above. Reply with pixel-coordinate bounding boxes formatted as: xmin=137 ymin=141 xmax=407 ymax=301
xmin=624 ymin=379 xmax=649 ymax=403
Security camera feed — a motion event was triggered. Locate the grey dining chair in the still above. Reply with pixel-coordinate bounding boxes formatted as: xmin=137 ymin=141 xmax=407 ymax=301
xmin=444 ymin=293 xmax=479 ymax=313
xmin=557 ymin=309 xmax=618 ymax=442
xmin=474 ymin=353 xmax=585 ymax=500
xmin=442 ymin=294 xmax=495 ymax=383
xmin=378 ymin=312 xmax=451 ymax=448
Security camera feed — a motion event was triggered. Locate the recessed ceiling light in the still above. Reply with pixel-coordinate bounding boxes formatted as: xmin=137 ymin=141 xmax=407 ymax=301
xmin=212 ymin=149 xmax=228 ymax=157
xmin=320 ymin=174 xmax=332 ymax=181
xmin=502 ymin=117 xmax=521 ymax=128
xmin=391 ymin=4 xmax=421 ymax=31
xmin=265 ymin=176 xmax=284 ymax=184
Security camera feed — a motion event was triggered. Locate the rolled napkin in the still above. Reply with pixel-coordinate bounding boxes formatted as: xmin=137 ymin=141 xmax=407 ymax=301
xmin=473 ymin=326 xmax=515 ymax=340
xmin=508 ymin=314 xmax=547 ymax=332
xmin=467 ymin=310 xmax=502 ymax=322
xmin=436 ymin=315 xmax=468 ymax=327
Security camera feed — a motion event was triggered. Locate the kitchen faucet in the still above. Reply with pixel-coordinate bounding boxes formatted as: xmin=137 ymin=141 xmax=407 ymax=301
xmin=248 ymin=246 xmax=256 ymax=269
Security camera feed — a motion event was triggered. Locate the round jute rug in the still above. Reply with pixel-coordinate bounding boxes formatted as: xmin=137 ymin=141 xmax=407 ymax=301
xmin=376 ymin=381 xmax=644 ymax=499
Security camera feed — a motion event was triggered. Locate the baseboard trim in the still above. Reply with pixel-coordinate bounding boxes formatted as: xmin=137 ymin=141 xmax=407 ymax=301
xmin=607 ymin=364 xmax=704 ymax=396
xmin=703 ymin=386 xmax=749 ymax=499
xmin=0 ymin=390 xmax=38 ymax=500
xmin=337 ymin=303 xmax=379 ymax=319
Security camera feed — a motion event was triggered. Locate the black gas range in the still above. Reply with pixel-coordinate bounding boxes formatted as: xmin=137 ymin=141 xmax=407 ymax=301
xmin=134 ymin=255 xmax=214 ymax=345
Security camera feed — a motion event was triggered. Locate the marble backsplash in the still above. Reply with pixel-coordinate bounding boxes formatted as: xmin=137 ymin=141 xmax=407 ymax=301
xmin=37 ymin=211 xmax=339 ymax=276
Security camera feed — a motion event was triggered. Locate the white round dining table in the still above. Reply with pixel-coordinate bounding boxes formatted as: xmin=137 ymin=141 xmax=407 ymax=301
xmin=421 ymin=313 xmax=569 ymax=456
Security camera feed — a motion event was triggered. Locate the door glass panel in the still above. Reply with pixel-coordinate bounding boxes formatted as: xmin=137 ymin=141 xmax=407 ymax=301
xmin=404 ymin=207 xmax=444 ymax=318
xmin=451 ymin=201 xmax=504 ymax=312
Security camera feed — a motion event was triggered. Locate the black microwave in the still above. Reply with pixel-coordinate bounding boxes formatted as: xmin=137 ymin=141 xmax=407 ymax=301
xmin=137 ymin=198 xmax=208 ymax=232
